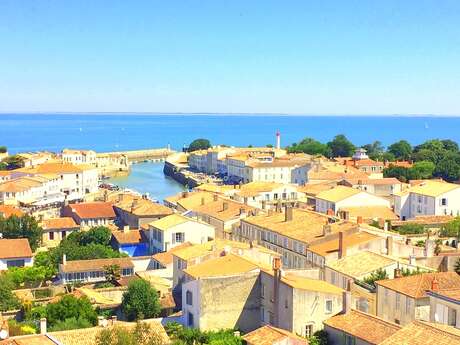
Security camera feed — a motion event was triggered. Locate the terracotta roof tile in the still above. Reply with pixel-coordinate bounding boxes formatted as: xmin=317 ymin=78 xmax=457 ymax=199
xmin=60 ymin=257 xmax=133 ymax=273
xmin=308 ymin=232 xmax=380 ymax=257
xmin=111 ymin=229 xmax=147 ymax=244
xmin=113 ymin=195 xmax=173 ymax=217
xmin=41 ymin=217 xmax=78 ymax=230
xmin=0 ymin=205 xmax=24 ymax=218
xmin=0 ymin=238 xmax=32 ymax=259
xmin=376 ymin=272 xmax=460 ymax=299
xmin=67 ymin=202 xmax=116 ymax=219
xmin=338 ymin=206 xmax=398 ymax=220
xmin=326 ymin=251 xmax=396 ymax=278
xmin=192 ymin=197 xmax=254 ymax=222
xmin=324 ymin=309 xmax=401 ymax=344
xmin=379 ymin=321 xmax=460 ymax=345
xmin=243 ymin=325 xmax=308 ymax=345
xmin=152 ymin=242 xmax=193 ymax=266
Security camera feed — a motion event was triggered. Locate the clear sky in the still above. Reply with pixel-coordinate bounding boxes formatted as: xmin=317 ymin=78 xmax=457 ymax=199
xmin=1 ymin=1 xmax=459 ymax=115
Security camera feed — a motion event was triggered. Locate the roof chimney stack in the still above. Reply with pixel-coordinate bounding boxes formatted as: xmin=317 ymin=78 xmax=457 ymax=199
xmin=213 ymin=194 xmax=218 ymax=202
xmin=431 ymin=277 xmax=439 ymax=291
xmin=338 ymin=231 xmax=346 ymax=259
xmin=222 ymin=202 xmax=229 ymax=211
xmin=357 ymin=216 xmax=363 ymax=224
xmin=201 ymin=197 xmax=205 ymax=206
xmin=285 ymin=206 xmax=293 ymax=222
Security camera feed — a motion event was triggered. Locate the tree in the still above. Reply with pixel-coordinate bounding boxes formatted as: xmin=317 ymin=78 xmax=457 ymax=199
xmin=188 ymin=139 xmax=211 ymax=152
xmin=45 ymin=295 xmax=97 ymax=329
xmin=0 ymin=214 xmax=43 ymax=250
xmin=164 ymin=322 xmax=242 ymax=345
xmin=388 ymin=140 xmax=412 ymax=160
xmin=0 ymin=155 xmax=25 ymax=170
xmin=34 ymin=251 xmax=58 ymax=280
xmin=104 ymin=264 xmax=121 ymax=285
xmin=287 ymin=138 xmax=330 ymax=156
xmin=442 ymin=139 xmax=459 ymax=152
xmin=440 ymin=217 xmax=460 ymax=237
xmin=410 ymin=161 xmax=435 ymax=179
xmin=454 ymin=258 xmax=460 ymax=275
xmin=383 ymin=166 xmax=410 ymax=182
xmin=309 ymin=330 xmax=328 ymax=345
xmin=122 ymin=279 xmax=161 ymax=321
xmin=0 ymin=146 xmax=7 ymax=153
xmin=327 ymin=135 xmax=355 ymax=157
xmin=361 ymin=268 xmax=389 ymax=288
xmin=6 ymin=266 xmax=49 ymax=288
xmin=362 ymin=141 xmax=384 ymax=160
xmin=396 ymin=223 xmax=426 ymax=235
xmin=433 ymin=152 xmax=460 ymax=182
xmin=0 ymin=274 xmax=21 ymax=311
xmin=96 ymin=322 xmax=165 ymax=345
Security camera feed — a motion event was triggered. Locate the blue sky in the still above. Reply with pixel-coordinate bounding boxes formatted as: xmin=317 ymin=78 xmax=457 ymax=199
xmin=0 ymin=1 xmax=459 ymax=114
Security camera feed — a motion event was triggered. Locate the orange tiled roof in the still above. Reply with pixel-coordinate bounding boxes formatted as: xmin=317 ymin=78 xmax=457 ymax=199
xmin=67 ymin=202 xmax=116 ymax=219
xmin=243 ymin=325 xmax=308 ymax=345
xmin=0 ymin=205 xmax=24 ymax=218
xmin=111 ymin=229 xmax=147 ymax=244
xmin=428 ymin=287 xmax=460 ymax=302
xmin=152 ymin=242 xmax=193 ymax=266
xmin=192 ymin=197 xmax=254 ymax=222
xmin=113 ymin=194 xmax=173 ymax=217
xmin=0 ymin=238 xmax=32 ymax=259
xmin=308 ymin=232 xmax=380 ymax=257
xmin=376 ymin=272 xmax=460 ymax=299
xmin=60 ymin=257 xmax=133 ymax=273
xmin=41 ymin=217 xmax=78 ymax=230
xmin=0 ymin=335 xmax=57 ymax=345
xmin=379 ymin=321 xmax=460 ymax=345
xmin=324 ymin=309 xmax=401 ymax=344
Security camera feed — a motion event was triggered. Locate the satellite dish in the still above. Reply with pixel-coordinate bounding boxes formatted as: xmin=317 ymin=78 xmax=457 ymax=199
xmin=101 ymin=319 xmax=108 ymax=328
xmin=0 ymin=329 xmax=8 ymax=340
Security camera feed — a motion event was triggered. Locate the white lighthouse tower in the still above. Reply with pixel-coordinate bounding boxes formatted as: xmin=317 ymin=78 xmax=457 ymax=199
xmin=276 ymin=130 xmax=281 ymax=149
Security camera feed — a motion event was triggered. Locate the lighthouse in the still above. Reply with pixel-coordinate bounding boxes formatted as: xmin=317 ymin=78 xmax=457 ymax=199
xmin=276 ymin=130 xmax=281 ymax=149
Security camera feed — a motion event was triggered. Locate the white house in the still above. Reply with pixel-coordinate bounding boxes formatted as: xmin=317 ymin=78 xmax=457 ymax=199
xmin=147 ymin=214 xmax=215 ymax=253
xmin=231 ymin=182 xmax=303 ymax=209
xmin=0 ymin=175 xmax=62 ymax=206
xmin=0 ymin=239 xmax=33 ymax=270
xmin=393 ymin=180 xmax=460 ymax=220
xmin=61 ymin=149 xmax=97 ymax=165
xmin=315 ymin=185 xmax=390 ymax=215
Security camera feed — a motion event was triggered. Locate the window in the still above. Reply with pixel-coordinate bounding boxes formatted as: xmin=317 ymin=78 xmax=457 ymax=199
xmin=7 ymin=259 xmax=25 ymax=268
xmin=49 ymin=232 xmax=54 ymax=240
xmin=441 ymin=198 xmax=448 ymax=206
xmin=331 ymin=271 xmax=337 ymax=285
xmin=268 ymin=311 xmax=274 ymax=325
xmin=174 ymin=232 xmax=184 ymax=244
xmin=384 ymin=288 xmax=389 ymax=304
xmin=285 ymin=299 xmax=288 ymax=309
xmin=186 ymin=290 xmax=193 ymax=306
xmin=395 ymin=294 xmax=400 ymax=310
xmin=405 ymin=298 xmax=411 ymax=313
xmin=305 ymin=324 xmax=313 ymax=338
xmin=61 ymin=231 xmax=66 ymax=239
xmin=187 ymin=312 xmax=194 ymax=327
xmin=345 ymin=334 xmax=355 ymax=345
xmin=325 ymin=300 xmax=333 ymax=314
xmin=260 ymin=307 xmax=265 ymax=322
xmin=261 ymin=284 xmax=265 ymax=298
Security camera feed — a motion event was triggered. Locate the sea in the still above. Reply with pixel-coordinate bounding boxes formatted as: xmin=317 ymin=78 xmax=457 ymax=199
xmin=1 ymin=113 xmax=459 ymax=201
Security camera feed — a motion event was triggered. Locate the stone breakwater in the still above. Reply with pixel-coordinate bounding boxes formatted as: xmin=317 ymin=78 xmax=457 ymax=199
xmin=101 ymin=148 xmax=176 ymax=163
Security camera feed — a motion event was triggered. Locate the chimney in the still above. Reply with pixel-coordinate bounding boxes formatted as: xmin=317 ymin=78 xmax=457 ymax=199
xmin=394 ymin=268 xmax=402 ymax=278
xmin=285 ymin=206 xmax=293 ymax=222
xmin=62 ymin=254 xmax=67 ymax=266
xmin=123 ymin=225 xmax=130 ymax=232
xmin=239 ymin=207 xmax=246 ymax=216
xmin=338 ymin=232 xmax=346 ymax=259
xmin=243 ymin=197 xmax=248 ymax=205
xmin=276 ymin=201 xmax=282 ymax=213
xmin=341 ymin=291 xmax=352 ymax=314
xmin=201 ymin=197 xmax=205 ymax=206
xmin=272 ymin=257 xmax=281 ymax=327
xmin=386 ymin=236 xmax=394 ymax=256
xmin=327 ymin=208 xmax=334 ymax=216
xmin=222 ymin=202 xmax=229 ymax=211
xmin=323 ymin=223 xmax=332 ymax=236
xmin=40 ymin=318 xmax=47 ymax=334
xmin=431 ymin=277 xmax=439 ymax=291
xmin=357 ymin=216 xmax=363 ymax=224
xmin=213 ymin=194 xmax=218 ymax=202
xmin=182 ymin=191 xmax=189 ymax=198
xmin=111 ymin=316 xmax=117 ymax=325
xmin=261 ymin=200 xmax=266 ymax=210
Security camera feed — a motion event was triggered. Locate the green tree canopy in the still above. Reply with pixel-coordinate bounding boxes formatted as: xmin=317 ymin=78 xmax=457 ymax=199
xmin=388 ymin=140 xmax=412 ymax=160
xmin=0 ymin=146 xmax=7 ymax=153
xmin=440 ymin=217 xmax=460 ymax=237
xmin=361 ymin=268 xmax=389 ymax=288
xmin=0 ymin=274 xmax=21 ymax=311
xmin=122 ymin=279 xmax=161 ymax=321
xmin=362 ymin=141 xmax=384 ymax=160
xmin=0 ymin=155 xmax=25 ymax=170
xmin=287 ymin=138 xmax=330 ymax=156
xmin=188 ymin=139 xmax=211 ymax=152
xmin=433 ymin=152 xmax=460 ymax=182
xmin=0 ymin=214 xmax=43 ymax=250
xmin=327 ymin=134 xmax=355 ymax=157
xmin=45 ymin=295 xmax=97 ymax=329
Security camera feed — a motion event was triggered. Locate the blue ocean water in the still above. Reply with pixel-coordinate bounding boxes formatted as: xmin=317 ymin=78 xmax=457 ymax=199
xmin=1 ymin=113 xmax=459 ymax=154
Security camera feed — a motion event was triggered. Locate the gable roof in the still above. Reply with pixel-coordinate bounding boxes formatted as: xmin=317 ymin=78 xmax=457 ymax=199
xmin=148 ymin=213 xmax=192 ymax=231
xmin=243 ymin=325 xmax=308 ymax=345
xmin=183 ymin=253 xmax=260 ymax=279
xmin=0 ymin=239 xmax=33 ymax=259
xmin=152 ymin=242 xmax=193 ymax=266
xmin=113 ymin=195 xmax=173 ymax=217
xmin=0 ymin=205 xmax=24 ymax=218
xmin=111 ymin=229 xmax=147 ymax=244
xmin=192 ymin=197 xmax=254 ymax=222
xmin=408 ymin=180 xmax=460 ymax=197
xmin=308 ymin=232 xmax=379 ymax=258
xmin=376 ymin=272 xmax=460 ymax=299
xmin=326 ymin=251 xmax=396 ymax=279
xmin=316 ymin=186 xmax=362 ymax=203
xmin=324 ymin=309 xmax=401 ymax=344
xmin=67 ymin=202 xmax=116 ymax=219
xmin=338 ymin=206 xmax=398 ymax=220
xmin=41 ymin=217 xmax=78 ymax=230
xmin=379 ymin=321 xmax=460 ymax=345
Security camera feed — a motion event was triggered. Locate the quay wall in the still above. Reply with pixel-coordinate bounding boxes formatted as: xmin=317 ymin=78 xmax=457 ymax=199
xmin=163 ymin=161 xmax=199 ymax=189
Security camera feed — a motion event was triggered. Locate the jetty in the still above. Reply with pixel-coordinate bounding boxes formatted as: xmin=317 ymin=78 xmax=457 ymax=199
xmin=100 ymin=148 xmax=176 ymax=163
